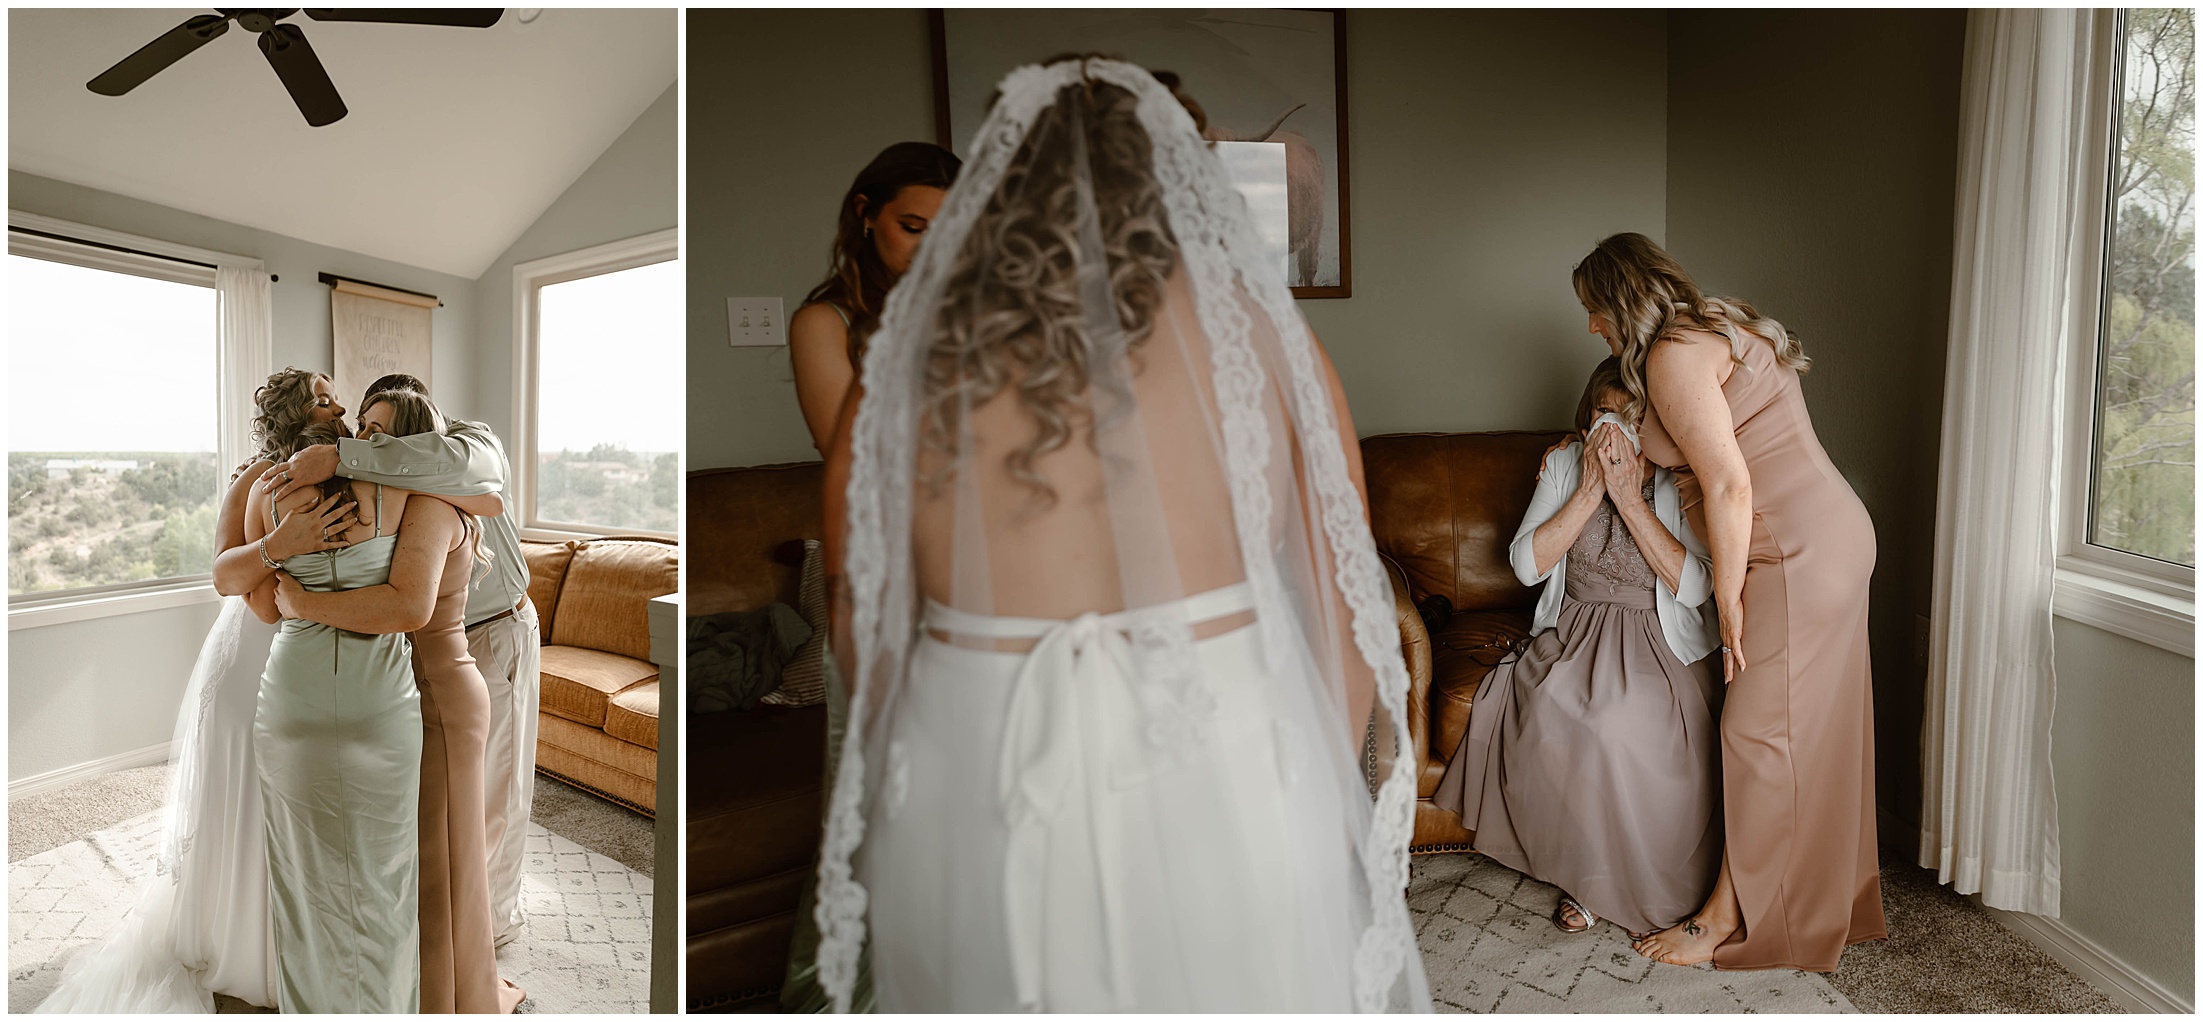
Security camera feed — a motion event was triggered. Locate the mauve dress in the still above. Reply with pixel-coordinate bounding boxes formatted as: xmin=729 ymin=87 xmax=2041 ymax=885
xmin=1638 ymin=333 xmax=1888 ymax=972
xmin=1432 ymin=477 xmax=1724 ymax=935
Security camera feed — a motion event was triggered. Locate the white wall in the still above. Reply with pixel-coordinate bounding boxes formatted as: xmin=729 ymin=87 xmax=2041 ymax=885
xmin=7 ymin=87 xmax=675 ymax=785
xmin=687 ymin=9 xmax=1669 ymax=470
xmin=472 ymin=84 xmax=678 ymax=442
xmin=2048 ymin=618 xmax=2194 ymax=1005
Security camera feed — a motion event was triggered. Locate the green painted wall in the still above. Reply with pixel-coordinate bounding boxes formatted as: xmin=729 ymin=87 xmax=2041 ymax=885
xmin=686 ymin=9 xmax=1669 ymax=470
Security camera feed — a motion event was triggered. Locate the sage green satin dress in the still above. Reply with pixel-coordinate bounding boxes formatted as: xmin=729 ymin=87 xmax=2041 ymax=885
xmin=255 ymin=485 xmax=423 ymax=1013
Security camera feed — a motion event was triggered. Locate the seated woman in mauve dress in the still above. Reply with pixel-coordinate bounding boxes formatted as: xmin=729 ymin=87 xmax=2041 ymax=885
xmin=1431 ymin=357 xmax=1724 ymax=939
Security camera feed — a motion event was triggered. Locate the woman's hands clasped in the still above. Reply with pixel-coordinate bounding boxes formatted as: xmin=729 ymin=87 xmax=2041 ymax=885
xmin=272 ymin=571 xmax=307 ymax=620
xmin=263 ymin=489 xmax=361 ymax=562
xmin=1592 ymin=424 xmax=1646 ymax=495
xmin=1572 ymin=428 xmax=1611 ymax=504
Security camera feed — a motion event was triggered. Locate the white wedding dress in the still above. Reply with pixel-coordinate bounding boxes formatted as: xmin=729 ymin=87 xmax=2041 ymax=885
xmin=36 ymin=596 xmax=281 ymax=1013
xmin=816 ymin=56 xmax=1429 ymax=1013
xmin=863 ymin=584 xmax=1366 ymax=1011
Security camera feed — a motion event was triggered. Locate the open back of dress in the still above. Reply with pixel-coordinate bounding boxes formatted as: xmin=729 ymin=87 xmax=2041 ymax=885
xmin=818 ymin=57 xmax=1428 ymax=1013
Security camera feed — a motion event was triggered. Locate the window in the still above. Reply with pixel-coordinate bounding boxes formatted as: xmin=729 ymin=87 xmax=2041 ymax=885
xmin=514 ymin=229 xmax=678 ymax=538
xmin=8 ymin=231 xmax=219 ymax=602
xmin=2057 ymin=8 xmax=2195 ymax=656
xmin=2089 ymin=8 xmax=2195 ymax=568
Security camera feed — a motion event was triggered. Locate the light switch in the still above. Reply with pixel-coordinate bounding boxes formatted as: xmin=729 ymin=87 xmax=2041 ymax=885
xmin=729 ymin=297 xmax=784 ymax=346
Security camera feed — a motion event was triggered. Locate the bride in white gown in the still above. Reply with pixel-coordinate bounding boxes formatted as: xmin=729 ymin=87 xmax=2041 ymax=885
xmin=815 ymin=56 xmax=1430 ymax=1012
xmin=37 ymin=372 xmax=360 ymax=1013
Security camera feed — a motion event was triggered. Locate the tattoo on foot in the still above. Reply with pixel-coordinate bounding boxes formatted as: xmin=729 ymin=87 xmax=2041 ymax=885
xmin=1684 ymin=919 xmax=1704 ymax=937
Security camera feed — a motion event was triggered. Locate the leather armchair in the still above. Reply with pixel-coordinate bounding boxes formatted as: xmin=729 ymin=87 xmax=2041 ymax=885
xmin=1361 ymin=430 xmax=1570 ymax=853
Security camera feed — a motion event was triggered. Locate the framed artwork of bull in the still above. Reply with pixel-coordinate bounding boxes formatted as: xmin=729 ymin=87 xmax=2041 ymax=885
xmin=931 ymin=8 xmax=1353 ymax=299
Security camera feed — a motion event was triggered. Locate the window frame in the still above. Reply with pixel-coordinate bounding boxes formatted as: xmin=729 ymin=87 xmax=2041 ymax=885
xmin=7 ymin=212 xmax=262 ymax=628
xmin=510 ymin=228 xmax=679 ymax=541
xmin=2054 ymin=9 xmax=2195 ymax=657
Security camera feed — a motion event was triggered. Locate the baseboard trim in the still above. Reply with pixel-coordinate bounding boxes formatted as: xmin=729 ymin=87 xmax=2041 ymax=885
xmin=9 ymin=741 xmax=172 ymax=801
xmin=1884 ymin=806 xmax=2190 ymax=1013
xmin=1980 ymin=904 xmax=2192 ymax=1014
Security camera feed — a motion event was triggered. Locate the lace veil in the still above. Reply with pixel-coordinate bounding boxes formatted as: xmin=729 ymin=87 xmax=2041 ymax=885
xmin=815 ymin=56 xmax=1427 ymax=1012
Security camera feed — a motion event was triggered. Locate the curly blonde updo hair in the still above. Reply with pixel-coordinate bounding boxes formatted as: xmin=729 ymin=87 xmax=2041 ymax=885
xmin=1570 ymin=233 xmax=1808 ymax=425
xmin=922 ymin=57 xmax=1190 ymax=504
xmin=251 ymin=367 xmax=329 ymax=462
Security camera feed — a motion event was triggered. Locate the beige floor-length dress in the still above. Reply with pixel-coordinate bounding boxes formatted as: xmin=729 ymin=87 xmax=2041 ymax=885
xmin=1638 ymin=331 xmax=1888 ymax=972
xmin=413 ymin=508 xmax=528 ymax=1013
xmin=1431 ymin=478 xmax=1724 ymax=936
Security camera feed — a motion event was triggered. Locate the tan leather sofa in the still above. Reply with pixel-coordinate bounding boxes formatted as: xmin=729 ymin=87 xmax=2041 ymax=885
xmin=520 ymin=536 xmax=679 ymax=816
xmin=1362 ymin=430 xmax=1569 ymax=853
xmin=684 ymin=463 xmax=829 ymax=1012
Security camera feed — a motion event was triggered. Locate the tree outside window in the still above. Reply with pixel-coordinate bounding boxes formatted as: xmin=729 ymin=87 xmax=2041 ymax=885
xmin=2091 ymin=8 xmax=2196 ymax=567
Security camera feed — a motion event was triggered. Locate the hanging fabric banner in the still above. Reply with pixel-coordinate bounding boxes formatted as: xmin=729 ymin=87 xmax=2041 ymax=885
xmin=330 ymin=278 xmax=436 ymax=409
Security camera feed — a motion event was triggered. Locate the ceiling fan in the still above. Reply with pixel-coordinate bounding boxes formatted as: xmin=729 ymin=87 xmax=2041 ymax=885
xmin=87 ymin=9 xmax=505 ymax=128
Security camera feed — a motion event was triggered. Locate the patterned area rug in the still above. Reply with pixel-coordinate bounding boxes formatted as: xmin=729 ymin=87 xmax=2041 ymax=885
xmin=1411 ymin=853 xmax=1856 ymax=1013
xmin=8 ymin=810 xmax=650 ymax=1013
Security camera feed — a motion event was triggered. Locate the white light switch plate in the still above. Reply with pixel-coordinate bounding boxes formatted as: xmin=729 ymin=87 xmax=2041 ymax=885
xmin=728 ymin=297 xmax=784 ymax=346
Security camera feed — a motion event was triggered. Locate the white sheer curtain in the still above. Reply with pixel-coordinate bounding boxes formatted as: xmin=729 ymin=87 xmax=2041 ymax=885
xmin=215 ymin=265 xmax=273 ymax=467
xmin=1921 ymin=7 xmax=2114 ymax=919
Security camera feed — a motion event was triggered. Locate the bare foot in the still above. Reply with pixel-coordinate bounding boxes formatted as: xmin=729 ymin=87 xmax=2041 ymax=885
xmin=1631 ymin=914 xmax=1734 ymax=966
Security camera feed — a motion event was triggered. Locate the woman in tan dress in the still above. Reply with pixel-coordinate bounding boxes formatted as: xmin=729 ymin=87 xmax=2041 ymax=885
xmin=1571 ymin=233 xmax=1886 ymax=972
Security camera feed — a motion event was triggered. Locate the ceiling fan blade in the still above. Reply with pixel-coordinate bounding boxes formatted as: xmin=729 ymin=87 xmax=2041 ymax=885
xmin=257 ymin=24 xmax=347 ymax=126
xmin=303 ymin=9 xmax=503 ymax=28
xmin=87 ymin=14 xmax=231 ymax=96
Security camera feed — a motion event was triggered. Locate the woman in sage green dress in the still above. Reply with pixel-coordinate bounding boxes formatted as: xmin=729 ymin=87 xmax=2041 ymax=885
xmin=244 ymin=422 xmax=450 ymax=1012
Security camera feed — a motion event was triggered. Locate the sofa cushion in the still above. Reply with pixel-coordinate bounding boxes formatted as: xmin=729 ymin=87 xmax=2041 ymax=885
xmin=541 ymin=644 xmax=658 ymax=728
xmin=538 ymin=715 xmax=656 ymax=814
xmin=521 ymin=539 xmax=578 ymax=638
xmin=688 ymin=705 xmax=827 ymax=897
xmin=549 ymin=539 xmax=678 ymax=661
xmin=1424 ymin=609 xmax=1533 ymax=791
xmin=606 ymin=680 xmax=660 ymax=750
xmin=687 ymin=463 xmax=824 ymax=618
xmin=1362 ymin=431 xmax=1568 ymax=614
xmin=687 ymin=891 xmax=807 ymax=1011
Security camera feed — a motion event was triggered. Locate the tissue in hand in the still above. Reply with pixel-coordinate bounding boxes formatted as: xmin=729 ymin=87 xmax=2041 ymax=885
xmin=1590 ymin=411 xmax=1640 ymax=452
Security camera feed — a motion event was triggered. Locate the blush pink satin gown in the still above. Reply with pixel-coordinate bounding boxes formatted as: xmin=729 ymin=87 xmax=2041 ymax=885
xmin=1638 ymin=332 xmax=1887 ymax=972
xmin=413 ymin=507 xmax=528 ymax=1013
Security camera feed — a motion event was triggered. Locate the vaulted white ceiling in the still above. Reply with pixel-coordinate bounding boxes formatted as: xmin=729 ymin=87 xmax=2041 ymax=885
xmin=9 ymin=7 xmax=675 ymax=278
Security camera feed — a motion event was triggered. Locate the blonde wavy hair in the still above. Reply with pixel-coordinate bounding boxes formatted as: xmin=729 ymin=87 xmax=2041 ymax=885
xmin=250 ymin=367 xmax=329 ymax=461
xmin=1570 ymin=233 xmax=1808 ymax=424
xmin=920 ymin=60 xmax=1191 ymax=505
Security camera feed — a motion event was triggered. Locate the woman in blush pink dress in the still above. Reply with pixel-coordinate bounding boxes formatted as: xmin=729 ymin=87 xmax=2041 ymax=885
xmin=1572 ymin=232 xmax=1885 ymax=972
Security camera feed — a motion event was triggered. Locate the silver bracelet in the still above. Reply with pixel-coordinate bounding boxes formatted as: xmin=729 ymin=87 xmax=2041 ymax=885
xmin=258 ymin=538 xmax=282 ymax=570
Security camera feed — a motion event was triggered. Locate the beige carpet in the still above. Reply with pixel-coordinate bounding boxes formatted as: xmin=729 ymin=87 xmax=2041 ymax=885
xmin=1411 ymin=853 xmax=1852 ymax=1012
xmin=1824 ymin=848 xmax=2122 ymax=1013
xmin=1411 ymin=848 xmax=2125 ymax=1014
xmin=9 ymin=766 xmax=655 ymax=1014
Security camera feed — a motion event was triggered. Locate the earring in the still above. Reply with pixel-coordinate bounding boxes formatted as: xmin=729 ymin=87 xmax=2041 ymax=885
xmin=864 ymin=222 xmax=872 ymax=239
